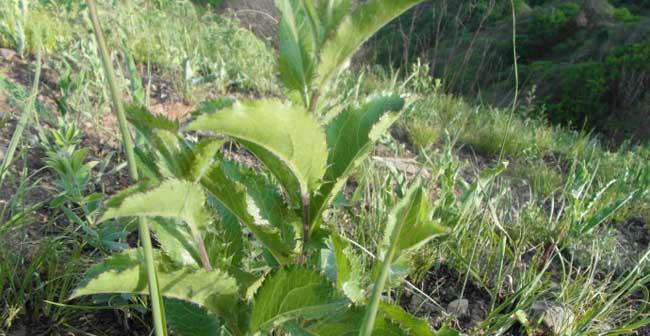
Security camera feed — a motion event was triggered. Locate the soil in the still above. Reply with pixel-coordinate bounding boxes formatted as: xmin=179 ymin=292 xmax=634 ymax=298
xmin=400 ymin=263 xmax=492 ymax=331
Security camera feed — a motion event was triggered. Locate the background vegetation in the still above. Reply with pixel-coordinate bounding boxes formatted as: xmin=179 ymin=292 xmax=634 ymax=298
xmin=0 ymin=0 xmax=648 ymax=335
xmin=368 ymin=0 xmax=650 ymax=141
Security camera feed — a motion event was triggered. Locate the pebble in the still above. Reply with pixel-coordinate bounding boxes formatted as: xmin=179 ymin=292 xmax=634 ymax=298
xmin=0 ymin=48 xmax=17 ymax=61
xmin=447 ymin=298 xmax=469 ymax=318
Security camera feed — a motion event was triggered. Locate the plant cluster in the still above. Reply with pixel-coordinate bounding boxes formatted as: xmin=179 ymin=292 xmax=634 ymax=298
xmin=71 ymin=1 xmax=459 ymax=335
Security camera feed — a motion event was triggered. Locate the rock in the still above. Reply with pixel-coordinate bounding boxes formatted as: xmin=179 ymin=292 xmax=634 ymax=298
xmin=0 ymin=48 xmax=17 ymax=61
xmin=532 ymin=301 xmax=575 ymax=334
xmin=447 ymin=299 xmax=469 ymax=318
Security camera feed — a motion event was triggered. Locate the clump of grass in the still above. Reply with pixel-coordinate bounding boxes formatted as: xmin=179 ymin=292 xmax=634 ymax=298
xmin=510 ymin=159 xmax=563 ymax=197
xmin=459 ymin=107 xmax=554 ymax=158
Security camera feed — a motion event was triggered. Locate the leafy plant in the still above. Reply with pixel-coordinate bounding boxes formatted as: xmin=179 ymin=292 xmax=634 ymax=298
xmin=72 ymin=0 xmax=456 ymax=335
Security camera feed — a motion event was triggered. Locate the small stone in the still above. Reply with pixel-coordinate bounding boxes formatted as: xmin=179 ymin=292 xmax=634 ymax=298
xmin=532 ymin=301 xmax=575 ymax=334
xmin=0 ymin=48 xmax=17 ymax=60
xmin=447 ymin=299 xmax=469 ymax=318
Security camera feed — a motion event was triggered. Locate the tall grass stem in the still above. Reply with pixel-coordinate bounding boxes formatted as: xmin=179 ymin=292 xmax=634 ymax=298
xmin=86 ymin=1 xmax=168 ymax=335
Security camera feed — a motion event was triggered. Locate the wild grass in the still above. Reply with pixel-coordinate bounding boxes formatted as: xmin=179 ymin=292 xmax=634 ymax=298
xmin=0 ymin=0 xmax=276 ymax=118
xmin=0 ymin=1 xmax=648 ymax=335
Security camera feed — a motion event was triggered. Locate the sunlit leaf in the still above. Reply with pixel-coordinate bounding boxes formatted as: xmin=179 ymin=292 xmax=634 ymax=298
xmin=249 ymin=267 xmax=349 ymax=332
xmin=188 ymin=99 xmax=328 ymax=202
xmin=310 ymin=95 xmax=404 ymax=229
xmin=317 ymin=0 xmax=425 ymax=91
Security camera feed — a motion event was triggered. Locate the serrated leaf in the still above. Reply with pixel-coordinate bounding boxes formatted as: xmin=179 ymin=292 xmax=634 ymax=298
xmin=249 ymin=267 xmax=349 ymax=332
xmin=379 ymin=302 xmax=435 ymax=336
xmin=193 ymin=97 xmax=236 ymax=117
xmin=71 ymin=249 xmax=238 ymax=308
xmin=127 ymin=105 xmax=215 ymax=182
xmin=201 ymin=163 xmax=293 ymax=263
xmin=306 ymin=306 xmax=417 ymax=336
xmin=276 ymin=0 xmax=318 ymax=102
xmin=221 ymin=158 xmax=300 ymax=250
xmin=206 ymin=203 xmax=244 ymax=267
xmin=165 ymin=298 xmax=223 ymax=336
xmin=188 ymin=99 xmax=328 ymax=202
xmin=317 ymin=0 xmax=425 ymax=91
xmin=151 ymin=218 xmax=200 ymax=266
xmin=328 ymin=234 xmax=364 ymax=302
xmin=126 ymin=104 xmax=178 ymax=132
xmin=311 ymin=95 xmax=404 ymax=229
xmin=381 ymin=183 xmax=446 ymax=262
xmin=134 ymin=146 xmax=163 ymax=181
xmin=101 ymin=179 xmax=211 ymax=245
xmin=190 ymin=139 xmax=225 ymax=182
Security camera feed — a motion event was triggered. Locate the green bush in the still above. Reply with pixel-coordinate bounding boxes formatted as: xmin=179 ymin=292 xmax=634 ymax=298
xmin=606 ymin=41 xmax=650 ymax=108
xmin=613 ymin=7 xmax=638 ymax=22
xmin=516 ymin=4 xmax=580 ymax=62
xmin=547 ymin=62 xmax=609 ymax=128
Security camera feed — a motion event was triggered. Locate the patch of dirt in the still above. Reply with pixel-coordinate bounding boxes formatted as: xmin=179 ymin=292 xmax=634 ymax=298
xmin=401 ymin=263 xmax=492 ymax=331
xmin=617 ymin=217 xmax=650 ymax=260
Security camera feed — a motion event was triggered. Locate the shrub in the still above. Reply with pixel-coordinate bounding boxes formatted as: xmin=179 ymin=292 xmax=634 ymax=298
xmin=613 ymin=7 xmax=637 ymax=21
xmin=516 ymin=4 xmax=579 ymax=62
xmin=606 ymin=41 xmax=650 ymax=109
xmin=546 ymin=62 xmax=609 ymax=128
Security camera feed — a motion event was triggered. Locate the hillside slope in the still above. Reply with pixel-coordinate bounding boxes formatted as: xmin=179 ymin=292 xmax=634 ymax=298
xmin=368 ymin=0 xmax=650 ymax=142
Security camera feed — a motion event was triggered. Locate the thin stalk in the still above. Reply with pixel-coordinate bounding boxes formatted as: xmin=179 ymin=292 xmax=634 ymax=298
xmin=358 ymin=209 xmax=408 ymax=336
xmin=85 ymin=1 xmax=167 ymax=335
xmin=0 ymin=49 xmax=41 ymax=187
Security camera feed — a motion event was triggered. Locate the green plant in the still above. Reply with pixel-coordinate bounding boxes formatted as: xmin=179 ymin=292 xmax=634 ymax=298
xmin=547 ymin=62 xmax=608 ymax=128
xmin=86 ymin=0 xmax=167 ymax=334
xmin=0 ymin=49 xmax=41 ymax=187
xmin=72 ymin=1 xmax=459 ymax=335
xmin=613 ymin=7 xmax=637 ymax=22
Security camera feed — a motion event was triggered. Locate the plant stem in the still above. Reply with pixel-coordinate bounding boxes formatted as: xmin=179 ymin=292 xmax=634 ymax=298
xmin=86 ymin=1 xmax=168 ymax=335
xmin=358 ymin=213 xmax=405 ymax=336
xmin=0 ymin=48 xmax=41 ymax=187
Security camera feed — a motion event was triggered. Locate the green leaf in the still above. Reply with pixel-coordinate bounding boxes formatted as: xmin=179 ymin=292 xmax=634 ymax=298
xmin=328 ymin=234 xmax=364 ymax=302
xmin=124 ymin=49 xmax=146 ymax=106
xmin=205 ymin=203 xmax=244 ymax=267
xmin=193 ymin=97 xmax=236 ymax=117
xmin=317 ymin=0 xmax=425 ymax=91
xmin=165 ymin=298 xmax=223 ymax=336
xmin=276 ymin=0 xmax=318 ymax=102
xmin=189 ymin=139 xmax=225 ymax=182
xmin=201 ymin=163 xmax=293 ymax=263
xmin=435 ymin=327 xmax=460 ymax=336
xmin=249 ymin=267 xmax=349 ymax=332
xmin=380 ymin=183 xmax=446 ymax=263
xmin=310 ymin=95 xmax=404 ymax=229
xmin=318 ymin=0 xmax=353 ymax=41
xmin=361 ymin=182 xmax=445 ymax=335
xmin=306 ymin=305 xmax=421 ymax=335
xmin=101 ymin=179 xmax=211 ymax=245
xmin=126 ymin=104 xmax=178 ymax=132
xmin=221 ymin=158 xmax=300 ymax=250
xmin=71 ymin=249 xmax=238 ymax=308
xmin=379 ymin=302 xmax=435 ymax=336
xmin=151 ymin=218 xmax=200 ymax=266
xmin=187 ymin=99 xmax=328 ymax=202
xmin=579 ymin=190 xmax=637 ymax=234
